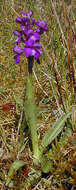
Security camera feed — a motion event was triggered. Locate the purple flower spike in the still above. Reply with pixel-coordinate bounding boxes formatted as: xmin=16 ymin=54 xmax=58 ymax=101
xmin=36 ymin=20 xmax=48 ymax=34
xmin=13 ymin=10 xmax=48 ymax=65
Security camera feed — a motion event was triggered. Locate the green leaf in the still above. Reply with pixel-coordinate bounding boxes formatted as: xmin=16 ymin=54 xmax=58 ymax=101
xmin=6 ymin=160 xmax=26 ymax=186
xmin=40 ymin=156 xmax=53 ymax=173
xmin=41 ymin=112 xmax=71 ymax=150
xmin=13 ymin=94 xmax=23 ymax=106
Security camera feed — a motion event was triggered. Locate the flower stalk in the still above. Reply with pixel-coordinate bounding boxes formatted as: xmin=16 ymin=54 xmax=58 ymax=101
xmin=24 ymin=74 xmax=39 ymax=160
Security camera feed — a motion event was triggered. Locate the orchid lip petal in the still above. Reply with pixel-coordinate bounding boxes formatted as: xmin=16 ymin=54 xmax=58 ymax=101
xmin=13 ymin=30 xmax=21 ymax=36
xmin=24 ymin=46 xmax=43 ymax=59
xmin=13 ymin=45 xmax=23 ymax=54
xmin=14 ymin=37 xmax=21 ymax=44
xmin=26 ymin=29 xmax=34 ymax=38
xmin=34 ymin=49 xmax=43 ymax=59
xmin=15 ymin=17 xmax=22 ymax=23
xmin=25 ymin=33 xmax=40 ymax=46
xmin=26 ymin=32 xmax=40 ymax=45
xmin=36 ymin=20 xmax=46 ymax=28
xmin=21 ymin=11 xmax=27 ymax=17
xmin=39 ymin=20 xmax=46 ymax=27
xmin=24 ymin=47 xmax=36 ymax=57
xmin=20 ymin=25 xmax=25 ymax=31
xmin=35 ymin=20 xmax=48 ymax=32
xmin=33 ymin=42 xmax=42 ymax=48
xmin=28 ymin=10 xmax=33 ymax=17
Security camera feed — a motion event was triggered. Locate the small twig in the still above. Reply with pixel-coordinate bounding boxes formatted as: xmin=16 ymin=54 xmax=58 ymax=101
xmin=11 ymin=6 xmax=20 ymax=17
xmin=11 ymin=0 xmax=14 ymax=8
xmin=42 ymin=44 xmax=62 ymax=79
xmin=62 ymin=0 xmax=74 ymax=98
xmin=0 ymin=120 xmax=16 ymax=126
xmin=33 ymin=68 xmax=49 ymax=97
xmin=51 ymin=56 xmax=66 ymax=113
xmin=32 ymin=179 xmax=42 ymax=190
xmin=16 ymin=103 xmax=24 ymax=143
xmin=50 ymin=0 xmax=67 ymax=49
xmin=70 ymin=9 xmax=76 ymax=97
xmin=39 ymin=69 xmax=62 ymax=115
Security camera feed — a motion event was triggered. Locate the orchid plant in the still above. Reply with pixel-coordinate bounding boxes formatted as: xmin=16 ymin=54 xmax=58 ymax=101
xmin=13 ymin=9 xmax=48 ymax=161
xmin=12 ymin=9 xmax=71 ymax=172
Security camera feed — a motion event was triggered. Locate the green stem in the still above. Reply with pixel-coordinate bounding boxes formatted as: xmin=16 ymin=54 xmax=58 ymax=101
xmin=24 ymin=75 xmax=39 ymax=160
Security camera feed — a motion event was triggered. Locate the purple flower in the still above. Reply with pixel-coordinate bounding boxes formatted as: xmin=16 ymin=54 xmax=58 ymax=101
xmin=31 ymin=18 xmax=35 ymax=25
xmin=36 ymin=20 xmax=48 ymax=34
xmin=25 ymin=29 xmax=34 ymax=38
xmin=21 ymin=11 xmax=28 ymax=17
xmin=24 ymin=41 xmax=42 ymax=63
xmin=15 ymin=17 xmax=22 ymax=23
xmin=14 ymin=37 xmax=21 ymax=44
xmin=13 ymin=30 xmax=21 ymax=36
xmin=13 ymin=45 xmax=23 ymax=54
xmin=14 ymin=54 xmax=20 ymax=64
xmin=13 ymin=45 xmax=23 ymax=64
xmin=13 ymin=10 xmax=48 ymax=65
xmin=13 ymin=30 xmax=25 ymax=44
xmin=22 ymin=10 xmax=33 ymax=17
xmin=25 ymin=32 xmax=40 ymax=46
xmin=28 ymin=10 xmax=33 ymax=17
xmin=24 ymin=32 xmax=42 ymax=63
